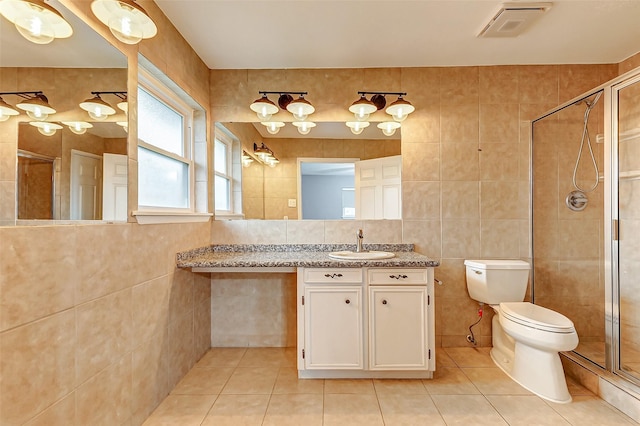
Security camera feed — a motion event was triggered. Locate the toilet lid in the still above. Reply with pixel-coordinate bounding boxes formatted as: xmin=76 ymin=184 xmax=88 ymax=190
xmin=500 ymin=302 xmax=575 ymax=333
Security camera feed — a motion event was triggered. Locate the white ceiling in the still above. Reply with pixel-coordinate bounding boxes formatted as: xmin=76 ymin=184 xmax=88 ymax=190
xmin=155 ymin=0 xmax=640 ymax=70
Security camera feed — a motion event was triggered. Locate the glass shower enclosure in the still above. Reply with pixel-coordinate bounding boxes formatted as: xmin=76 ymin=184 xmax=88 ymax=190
xmin=531 ymin=68 xmax=640 ymax=388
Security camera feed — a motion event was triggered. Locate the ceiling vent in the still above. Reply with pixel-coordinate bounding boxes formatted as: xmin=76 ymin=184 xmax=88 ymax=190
xmin=478 ymin=2 xmax=553 ymax=38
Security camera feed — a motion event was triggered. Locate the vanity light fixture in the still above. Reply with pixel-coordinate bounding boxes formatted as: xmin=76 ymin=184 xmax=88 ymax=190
xmin=116 ymin=120 xmax=128 ymax=132
xmin=79 ymin=91 xmax=126 ymax=121
xmin=15 ymin=92 xmax=56 ymax=120
xmin=253 ymin=142 xmax=279 ymax=167
xmin=250 ymin=94 xmax=279 ymax=121
xmin=62 ymin=121 xmax=93 ymax=135
xmin=261 ymin=121 xmax=285 ymax=135
xmin=345 ymin=121 xmax=370 ymax=135
xmin=349 ymin=94 xmax=377 ymax=122
xmin=377 ymin=121 xmax=401 ymax=137
xmin=0 ymin=0 xmax=73 ymax=45
xmin=250 ymin=91 xmax=315 ymax=122
xmin=292 ymin=121 xmax=316 ymax=135
xmin=0 ymin=96 xmax=20 ymax=122
xmin=241 ymin=151 xmax=254 ymax=168
xmin=91 ymin=0 xmax=157 ymax=45
xmin=349 ymin=91 xmax=415 ymax=123
xmin=29 ymin=121 xmax=62 ymax=136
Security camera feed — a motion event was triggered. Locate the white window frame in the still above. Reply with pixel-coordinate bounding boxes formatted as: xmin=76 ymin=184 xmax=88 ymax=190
xmin=214 ymin=129 xmax=234 ymax=215
xmin=133 ymin=67 xmax=211 ymax=224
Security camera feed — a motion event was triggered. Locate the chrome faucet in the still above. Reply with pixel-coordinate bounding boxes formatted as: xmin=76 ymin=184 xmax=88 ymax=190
xmin=356 ymin=229 xmax=366 ymax=252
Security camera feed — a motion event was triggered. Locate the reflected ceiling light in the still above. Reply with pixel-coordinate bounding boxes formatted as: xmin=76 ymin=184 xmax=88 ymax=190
xmin=349 ymin=94 xmax=377 ymax=122
xmin=350 ymin=91 xmax=415 ymax=123
xmin=62 ymin=121 xmax=93 ymax=135
xmin=345 ymin=121 xmax=370 ymax=135
xmin=377 ymin=121 xmax=401 ymax=136
xmin=0 ymin=0 xmax=73 ymax=44
xmin=16 ymin=92 xmax=56 ymax=120
xmin=250 ymin=93 xmax=279 ymax=121
xmin=253 ymin=142 xmax=279 ymax=167
xmin=242 ymin=151 xmax=254 ymax=168
xmin=117 ymin=96 xmax=128 ymax=113
xmin=286 ymin=95 xmax=315 ymax=121
xmin=261 ymin=121 xmax=285 ymax=135
xmin=80 ymin=92 xmax=117 ymax=120
xmin=0 ymin=96 xmax=20 ymax=122
xmin=116 ymin=120 xmax=128 ymax=132
xmin=292 ymin=121 xmax=316 ymax=135
xmin=91 ymin=0 xmax=157 ymax=45
xmin=29 ymin=121 xmax=62 ymax=136
xmin=385 ymin=95 xmax=415 ymax=122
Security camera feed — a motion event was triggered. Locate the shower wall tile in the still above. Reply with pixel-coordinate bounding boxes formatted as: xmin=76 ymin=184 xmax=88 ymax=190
xmin=402 ymin=220 xmax=441 ymax=260
xmin=402 ymin=142 xmax=440 ymax=181
xmin=480 ymin=143 xmax=520 ymax=181
xmin=480 ymin=181 xmax=522 ymax=220
xmin=286 ymin=221 xmax=325 ymax=244
xmin=24 ymin=393 xmax=76 ymax=426
xmin=518 ymin=65 xmax=559 ymax=104
xmin=440 ymin=67 xmax=479 ymax=105
xmin=363 ymin=220 xmax=403 ymax=244
xmin=442 ymin=219 xmax=481 ymax=259
xmin=324 ymin=220 xmax=365 ymax=243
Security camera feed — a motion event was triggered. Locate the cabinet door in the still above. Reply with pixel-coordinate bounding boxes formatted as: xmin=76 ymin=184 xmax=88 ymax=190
xmin=304 ymin=286 xmax=363 ymax=369
xmin=369 ymin=286 xmax=428 ymax=370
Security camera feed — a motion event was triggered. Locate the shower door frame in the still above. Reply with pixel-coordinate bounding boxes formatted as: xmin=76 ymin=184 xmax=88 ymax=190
xmin=530 ymin=65 xmax=640 ymax=390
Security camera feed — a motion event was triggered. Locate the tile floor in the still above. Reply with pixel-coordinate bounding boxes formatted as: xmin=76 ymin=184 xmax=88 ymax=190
xmin=143 ymin=347 xmax=638 ymax=425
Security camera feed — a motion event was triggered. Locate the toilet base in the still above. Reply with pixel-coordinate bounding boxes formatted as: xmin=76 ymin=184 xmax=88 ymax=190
xmin=489 ymin=313 xmax=573 ymax=404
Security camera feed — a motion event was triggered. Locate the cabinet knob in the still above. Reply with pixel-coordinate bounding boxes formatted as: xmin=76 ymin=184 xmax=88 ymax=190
xmin=382 ymin=299 xmax=388 ymax=305
xmin=324 ymin=273 xmax=343 ymax=278
xmin=345 ymin=299 xmax=351 ymax=304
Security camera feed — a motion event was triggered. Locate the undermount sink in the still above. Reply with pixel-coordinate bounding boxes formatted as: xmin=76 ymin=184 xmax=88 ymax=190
xmin=328 ymin=251 xmax=395 ymax=260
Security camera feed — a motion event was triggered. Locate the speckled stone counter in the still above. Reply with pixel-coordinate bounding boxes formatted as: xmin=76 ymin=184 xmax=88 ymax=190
xmin=177 ymin=244 xmax=439 ymax=269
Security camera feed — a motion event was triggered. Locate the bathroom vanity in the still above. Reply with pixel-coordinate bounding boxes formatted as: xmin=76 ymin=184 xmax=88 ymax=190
xmin=177 ymin=243 xmax=438 ymax=379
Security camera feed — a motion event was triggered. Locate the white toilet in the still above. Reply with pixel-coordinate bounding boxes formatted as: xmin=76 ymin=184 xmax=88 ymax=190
xmin=464 ymin=259 xmax=579 ymax=404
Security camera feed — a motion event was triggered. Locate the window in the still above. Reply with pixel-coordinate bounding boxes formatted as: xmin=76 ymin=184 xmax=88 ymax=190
xmin=137 ymin=68 xmax=193 ymax=211
xmin=214 ymin=131 xmax=233 ymax=213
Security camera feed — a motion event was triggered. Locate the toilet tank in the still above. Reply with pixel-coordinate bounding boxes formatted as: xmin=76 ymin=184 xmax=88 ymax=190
xmin=464 ymin=259 xmax=531 ymax=305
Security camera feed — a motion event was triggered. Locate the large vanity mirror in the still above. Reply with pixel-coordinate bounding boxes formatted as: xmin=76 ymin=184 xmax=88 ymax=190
xmin=216 ymin=122 xmax=401 ymax=221
xmin=1 ymin=0 xmax=128 ymax=224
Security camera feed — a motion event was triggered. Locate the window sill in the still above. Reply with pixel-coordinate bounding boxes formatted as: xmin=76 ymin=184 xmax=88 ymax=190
xmin=215 ymin=212 xmax=245 ymax=220
xmin=132 ymin=211 xmax=213 ymax=225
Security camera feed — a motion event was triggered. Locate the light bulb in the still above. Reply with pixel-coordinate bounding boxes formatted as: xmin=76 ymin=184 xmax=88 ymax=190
xmin=26 ymin=107 xmax=48 ymax=120
xmin=355 ymin=108 xmax=369 ymax=122
xmin=0 ymin=114 xmax=9 ymax=122
xmin=29 ymin=121 xmax=62 ymax=136
xmin=377 ymin=121 xmax=401 ymax=137
xmin=108 ymin=11 xmax=143 ymax=44
xmin=91 ymin=0 xmax=157 ymax=45
xmin=0 ymin=0 xmax=73 ymax=45
xmin=89 ymin=108 xmax=109 ymax=121
xmin=292 ymin=109 xmax=307 ymax=121
xmin=256 ymin=110 xmax=272 ymax=121
xmin=63 ymin=121 xmax=93 ymax=135
xmin=346 ymin=121 xmax=370 ymax=135
xmin=392 ymin=110 xmax=408 ymax=122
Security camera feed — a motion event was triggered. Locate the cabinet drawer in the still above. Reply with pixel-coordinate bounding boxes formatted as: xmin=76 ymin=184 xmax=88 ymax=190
xmin=303 ymin=268 xmax=363 ymax=284
xmin=368 ymin=268 xmax=428 ymax=285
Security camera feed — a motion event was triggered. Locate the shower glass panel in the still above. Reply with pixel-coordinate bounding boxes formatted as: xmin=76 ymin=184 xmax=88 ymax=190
xmin=616 ymin=77 xmax=640 ymax=381
xmin=531 ymin=90 xmax=606 ymax=368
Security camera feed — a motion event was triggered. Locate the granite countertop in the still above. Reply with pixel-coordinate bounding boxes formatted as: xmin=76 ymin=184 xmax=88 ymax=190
xmin=177 ymin=244 xmax=440 ymax=269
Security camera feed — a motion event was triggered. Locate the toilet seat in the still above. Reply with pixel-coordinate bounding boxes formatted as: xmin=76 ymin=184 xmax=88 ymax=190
xmin=500 ymin=302 xmax=575 ymax=334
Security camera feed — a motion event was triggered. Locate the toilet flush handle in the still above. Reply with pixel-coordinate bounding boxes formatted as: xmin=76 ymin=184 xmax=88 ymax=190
xmin=474 ymin=270 xmax=482 ymax=275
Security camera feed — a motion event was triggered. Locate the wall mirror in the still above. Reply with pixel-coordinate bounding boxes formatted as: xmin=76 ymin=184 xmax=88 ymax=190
xmin=1 ymin=0 xmax=128 ymax=224
xmin=216 ymin=122 xmax=401 ymax=220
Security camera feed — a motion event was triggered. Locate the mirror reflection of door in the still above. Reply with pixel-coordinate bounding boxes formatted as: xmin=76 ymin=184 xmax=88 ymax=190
xmin=299 ymin=159 xmax=356 ymax=220
xmin=17 ymin=151 xmax=59 ymax=220
xmin=298 ymin=155 xmax=402 ymax=220
xmin=70 ymin=150 xmax=103 ymax=220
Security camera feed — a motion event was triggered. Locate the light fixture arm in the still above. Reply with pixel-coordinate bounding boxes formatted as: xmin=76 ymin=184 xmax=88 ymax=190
xmin=90 ymin=91 xmax=127 ymax=100
xmin=357 ymin=91 xmax=407 ymax=97
xmin=258 ymin=91 xmax=308 ymax=97
xmin=0 ymin=91 xmax=45 ymax=99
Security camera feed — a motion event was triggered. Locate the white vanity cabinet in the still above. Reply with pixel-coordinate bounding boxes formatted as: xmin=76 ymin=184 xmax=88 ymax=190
xmin=302 ymin=268 xmax=364 ymax=370
xmin=297 ymin=267 xmax=435 ymax=379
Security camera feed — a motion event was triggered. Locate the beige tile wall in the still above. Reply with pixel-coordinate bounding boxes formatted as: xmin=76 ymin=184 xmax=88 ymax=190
xmin=210 ymin=63 xmax=619 ymax=348
xmin=0 ymin=0 xmax=213 ymax=425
